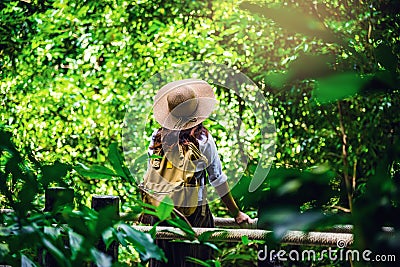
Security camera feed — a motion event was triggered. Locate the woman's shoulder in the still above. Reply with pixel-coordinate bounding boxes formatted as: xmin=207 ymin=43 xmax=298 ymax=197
xmin=198 ymin=131 xmax=211 ymax=142
xmin=151 ymin=128 xmax=160 ymax=138
xmin=198 ymin=131 xmax=217 ymax=151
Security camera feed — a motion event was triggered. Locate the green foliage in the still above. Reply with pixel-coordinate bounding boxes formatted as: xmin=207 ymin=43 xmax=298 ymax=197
xmin=155 ymin=197 xmax=174 ymax=221
xmin=0 ymin=126 xmax=70 ymax=215
xmin=116 ymin=223 xmax=164 ymax=262
xmin=0 ymin=127 xmax=165 ymax=266
xmin=237 ymin=1 xmax=400 ymax=265
xmin=1 ymin=0 xmax=400 ymax=265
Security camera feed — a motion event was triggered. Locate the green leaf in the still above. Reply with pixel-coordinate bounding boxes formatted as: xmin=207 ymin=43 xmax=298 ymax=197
xmin=241 ymin=235 xmax=249 ymax=245
xmin=90 ymin=248 xmax=112 ymax=267
xmin=74 ymin=163 xmax=116 ymax=179
xmin=0 ymin=129 xmax=20 ymax=159
xmin=21 ymin=254 xmax=37 ymax=267
xmin=115 ymin=231 xmax=128 ymax=247
xmin=102 ymin=228 xmax=115 ymax=251
xmin=266 ymin=55 xmax=336 ymax=88
xmin=132 ymin=153 xmax=149 ymax=170
xmin=156 ymin=196 xmax=174 ymax=221
xmin=261 ymin=209 xmax=327 ymax=239
xmin=265 ymin=71 xmax=287 ymax=88
xmin=108 ymin=142 xmax=129 ymax=179
xmin=197 ymin=229 xmax=227 ymax=243
xmin=142 ymin=209 xmax=159 ymax=218
xmin=5 ymin=158 xmax=24 ymax=180
xmin=287 ymin=54 xmax=335 ymax=81
xmin=202 ymin=241 xmax=220 ymax=252
xmin=119 ymin=207 xmax=142 ymax=221
xmin=68 ymin=230 xmax=84 ymax=259
xmin=166 ymin=217 xmax=196 ymax=239
xmin=117 ymin=223 xmax=165 ymax=262
xmin=0 ymin=243 xmax=9 ymax=259
xmin=61 ymin=211 xmax=91 ymax=238
xmin=313 ymin=72 xmax=369 ymax=103
xmin=95 ymin=206 xmax=119 ymax=238
xmin=41 ymin=237 xmax=69 ymax=267
xmin=239 ymin=2 xmax=342 ymax=43
xmin=186 ymin=257 xmax=213 ymax=267
xmin=44 ymin=226 xmax=62 ymax=240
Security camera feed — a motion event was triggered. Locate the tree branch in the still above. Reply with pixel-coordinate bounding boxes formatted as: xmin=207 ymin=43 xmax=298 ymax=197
xmin=337 ymin=100 xmax=353 ymax=213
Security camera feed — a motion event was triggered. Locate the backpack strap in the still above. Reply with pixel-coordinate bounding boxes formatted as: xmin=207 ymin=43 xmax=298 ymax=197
xmin=186 ymin=142 xmax=208 ymax=216
xmin=177 ymin=143 xmax=185 ymax=168
xmin=191 ymin=142 xmax=208 ymax=216
xmin=197 ymin=169 xmax=207 ymax=217
xmin=200 ymin=181 xmax=207 ymax=216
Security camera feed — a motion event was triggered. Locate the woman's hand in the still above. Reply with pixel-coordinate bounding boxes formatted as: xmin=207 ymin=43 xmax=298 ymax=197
xmin=215 ymin=182 xmax=255 ymax=227
xmin=235 ymin=211 xmax=254 ymax=226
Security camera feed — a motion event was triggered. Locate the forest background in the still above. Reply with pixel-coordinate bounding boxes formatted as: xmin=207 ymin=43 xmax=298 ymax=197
xmin=1 ymin=0 xmax=399 ymax=266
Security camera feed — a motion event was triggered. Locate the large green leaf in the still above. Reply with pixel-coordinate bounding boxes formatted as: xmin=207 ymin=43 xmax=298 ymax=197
xmin=166 ymin=217 xmax=196 ymax=239
xmin=41 ymin=236 xmax=70 ymax=267
xmin=0 ymin=243 xmax=10 ymax=260
xmin=108 ymin=142 xmax=130 ymax=180
xmin=239 ymin=2 xmax=342 ymax=43
xmin=95 ymin=206 xmax=119 ymax=239
xmin=313 ymin=72 xmax=369 ymax=103
xmin=74 ymin=163 xmax=116 ymax=179
xmin=117 ymin=223 xmax=165 ymax=262
xmin=265 ymin=54 xmax=336 ymax=88
xmin=90 ymin=248 xmax=112 ymax=267
xmin=68 ymin=230 xmax=84 ymax=260
xmin=156 ymin=196 xmax=174 ymax=221
xmin=21 ymin=254 xmax=37 ymax=267
xmin=186 ymin=257 xmax=217 ymax=267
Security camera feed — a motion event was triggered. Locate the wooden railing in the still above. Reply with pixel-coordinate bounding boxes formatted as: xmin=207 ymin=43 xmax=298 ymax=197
xmin=1 ymin=187 xmax=361 ymax=266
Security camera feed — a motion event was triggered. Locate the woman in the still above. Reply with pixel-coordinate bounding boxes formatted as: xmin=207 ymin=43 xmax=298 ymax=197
xmin=141 ymin=79 xmax=253 ymax=267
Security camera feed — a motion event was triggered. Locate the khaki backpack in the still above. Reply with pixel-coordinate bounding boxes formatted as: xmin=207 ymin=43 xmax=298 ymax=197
xmin=140 ymin=142 xmax=207 ymax=216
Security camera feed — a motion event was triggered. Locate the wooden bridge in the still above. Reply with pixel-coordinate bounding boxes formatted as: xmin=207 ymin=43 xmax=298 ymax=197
xmin=1 ymin=187 xmax=366 ymax=266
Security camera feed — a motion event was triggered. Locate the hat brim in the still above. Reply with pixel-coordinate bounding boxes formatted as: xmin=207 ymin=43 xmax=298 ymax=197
xmin=153 ymin=79 xmax=216 ymax=130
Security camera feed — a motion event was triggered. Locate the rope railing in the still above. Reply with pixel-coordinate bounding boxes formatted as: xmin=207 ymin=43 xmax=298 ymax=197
xmin=122 ymin=214 xmax=261 ymax=228
xmin=0 ymin=207 xmax=359 ymax=247
xmin=0 ymin=188 xmax=394 ymax=265
xmin=1 ymin=208 xmax=373 ymax=234
xmin=131 ymin=225 xmax=354 ymax=247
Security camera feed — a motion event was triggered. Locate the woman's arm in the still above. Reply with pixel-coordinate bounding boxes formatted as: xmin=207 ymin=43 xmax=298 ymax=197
xmin=215 ymin=181 xmax=253 ymax=224
xmin=201 ymin=134 xmax=253 ymax=225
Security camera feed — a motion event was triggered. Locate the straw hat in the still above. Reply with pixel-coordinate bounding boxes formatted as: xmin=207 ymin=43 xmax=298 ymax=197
xmin=153 ymin=79 xmax=216 ymax=130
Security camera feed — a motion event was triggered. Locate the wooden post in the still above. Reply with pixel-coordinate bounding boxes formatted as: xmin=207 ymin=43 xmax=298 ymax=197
xmin=42 ymin=187 xmax=74 ymax=267
xmin=91 ymin=195 xmax=120 ymax=264
xmin=44 ymin=187 xmax=74 ymax=212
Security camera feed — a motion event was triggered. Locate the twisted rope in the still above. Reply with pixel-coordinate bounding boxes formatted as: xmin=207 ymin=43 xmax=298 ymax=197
xmin=132 ymin=225 xmax=354 ymax=247
xmin=1 ymin=208 xmax=391 ymax=247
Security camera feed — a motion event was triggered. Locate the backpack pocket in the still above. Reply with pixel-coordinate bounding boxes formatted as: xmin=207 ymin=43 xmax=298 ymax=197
xmin=170 ymin=184 xmax=199 ymax=216
xmin=141 ymin=181 xmax=199 ymax=216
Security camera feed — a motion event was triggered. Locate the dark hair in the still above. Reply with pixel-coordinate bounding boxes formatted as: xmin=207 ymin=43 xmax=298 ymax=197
xmin=150 ymin=123 xmax=209 ymax=152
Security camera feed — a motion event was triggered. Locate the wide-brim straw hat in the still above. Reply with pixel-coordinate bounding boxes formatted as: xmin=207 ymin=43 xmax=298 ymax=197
xmin=153 ymin=79 xmax=216 ymax=130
